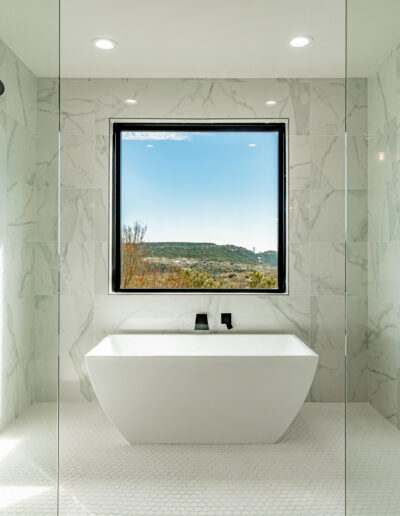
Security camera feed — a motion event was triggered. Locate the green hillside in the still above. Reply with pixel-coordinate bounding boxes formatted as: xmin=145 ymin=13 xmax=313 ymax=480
xmin=147 ymin=242 xmax=277 ymax=267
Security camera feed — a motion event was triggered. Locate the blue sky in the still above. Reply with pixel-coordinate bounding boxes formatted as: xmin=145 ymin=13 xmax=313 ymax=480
xmin=120 ymin=130 xmax=278 ymax=252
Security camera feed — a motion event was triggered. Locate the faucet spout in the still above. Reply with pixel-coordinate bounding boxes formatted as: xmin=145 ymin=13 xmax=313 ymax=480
xmin=195 ymin=313 xmax=209 ymax=331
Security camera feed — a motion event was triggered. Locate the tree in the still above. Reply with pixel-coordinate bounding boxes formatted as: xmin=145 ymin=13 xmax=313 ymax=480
xmin=249 ymin=269 xmax=277 ymax=289
xmin=121 ymin=222 xmax=148 ymax=288
xmin=183 ymin=268 xmax=216 ymax=288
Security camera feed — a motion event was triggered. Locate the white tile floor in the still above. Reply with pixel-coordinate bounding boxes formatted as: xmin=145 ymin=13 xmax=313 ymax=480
xmin=0 ymin=403 xmax=57 ymax=516
xmin=0 ymin=402 xmax=399 ymax=515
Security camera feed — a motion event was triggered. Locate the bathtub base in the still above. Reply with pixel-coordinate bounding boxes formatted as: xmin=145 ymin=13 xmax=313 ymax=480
xmin=86 ymin=334 xmax=318 ymax=444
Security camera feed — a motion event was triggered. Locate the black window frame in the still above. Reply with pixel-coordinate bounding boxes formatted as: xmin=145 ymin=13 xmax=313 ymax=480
xmin=111 ymin=121 xmax=287 ymax=294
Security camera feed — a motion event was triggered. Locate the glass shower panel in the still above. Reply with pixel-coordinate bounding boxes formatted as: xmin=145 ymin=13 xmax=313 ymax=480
xmin=59 ymin=1 xmax=347 ymax=515
xmin=0 ymin=0 xmax=59 ymax=514
xmin=346 ymin=0 xmax=400 ymax=513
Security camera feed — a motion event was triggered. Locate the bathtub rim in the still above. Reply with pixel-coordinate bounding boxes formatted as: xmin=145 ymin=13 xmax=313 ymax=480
xmin=86 ymin=332 xmax=318 ymax=359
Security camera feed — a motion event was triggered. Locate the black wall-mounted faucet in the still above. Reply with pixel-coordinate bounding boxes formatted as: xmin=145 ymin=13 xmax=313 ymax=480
xmin=195 ymin=313 xmax=209 ymax=330
xmin=221 ymin=313 xmax=233 ymax=330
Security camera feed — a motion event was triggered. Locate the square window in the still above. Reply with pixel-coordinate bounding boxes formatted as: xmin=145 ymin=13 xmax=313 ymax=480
xmin=111 ymin=121 xmax=287 ymax=293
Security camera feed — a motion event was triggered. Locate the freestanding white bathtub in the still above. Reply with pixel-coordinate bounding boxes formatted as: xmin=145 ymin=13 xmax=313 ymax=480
xmin=86 ymin=334 xmax=318 ymax=444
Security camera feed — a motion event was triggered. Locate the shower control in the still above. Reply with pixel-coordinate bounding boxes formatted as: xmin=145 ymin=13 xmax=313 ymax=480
xmin=221 ymin=313 xmax=233 ymax=330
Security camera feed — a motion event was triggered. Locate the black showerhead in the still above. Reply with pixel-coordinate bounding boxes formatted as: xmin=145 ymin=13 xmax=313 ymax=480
xmin=0 ymin=80 xmax=4 ymax=96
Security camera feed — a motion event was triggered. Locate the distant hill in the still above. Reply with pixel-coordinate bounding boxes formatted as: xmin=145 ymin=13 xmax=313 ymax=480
xmin=146 ymin=242 xmax=277 ymax=267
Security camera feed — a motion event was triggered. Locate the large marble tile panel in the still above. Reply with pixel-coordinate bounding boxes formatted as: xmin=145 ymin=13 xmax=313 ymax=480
xmin=60 ymin=134 xmax=96 ymax=187
xmin=6 ymin=178 xmax=36 ymax=241
xmin=60 ymin=242 xmax=95 ymax=295
xmin=288 ymin=135 xmax=311 ymax=190
xmin=309 ymin=349 xmax=345 ymax=402
xmin=277 ymin=79 xmax=310 ymax=135
xmin=368 ymin=182 xmax=388 ymax=243
xmin=288 ymin=189 xmax=309 ymax=243
xmin=310 ymin=80 xmax=345 ymax=135
xmin=368 ymin=50 xmax=396 ymax=133
xmin=60 ymin=295 xmax=95 ymax=401
xmin=60 ymin=79 xmax=95 ymax=135
xmin=310 ymin=189 xmax=345 ymax=242
xmin=6 ymin=118 xmax=36 ymax=185
xmin=311 ymin=135 xmax=345 ymax=189
xmin=346 ymin=314 xmax=368 ymax=402
xmin=34 ymin=295 xmax=58 ymax=401
xmin=94 ymin=188 xmax=108 ymax=241
xmin=4 ymin=241 xmax=35 ymax=301
xmin=310 ymin=241 xmax=345 ymax=295
xmin=348 ymin=294 xmax=368 ymax=328
xmin=310 ymin=295 xmax=345 ymax=350
xmin=348 ymin=189 xmax=368 ymax=242
xmin=368 ymin=367 xmax=399 ymax=428
xmin=16 ymin=353 xmax=35 ymax=416
xmin=94 ymin=135 xmax=109 ymax=187
xmin=61 ymin=188 xmax=94 ymax=242
xmin=347 ymin=135 xmax=368 ymax=190
xmin=36 ymin=186 xmax=58 ymax=241
xmin=346 ymin=242 xmax=368 ymax=296
xmin=37 ymin=78 xmax=59 ymax=133
xmin=346 ymin=78 xmax=368 ymax=136
xmin=3 ymin=297 xmax=35 ymax=362
xmin=36 ymin=131 xmax=59 ymax=187
xmin=368 ymin=242 xmax=378 ymax=299
xmin=288 ymin=242 xmax=310 ymax=295
xmin=94 ymin=241 xmax=108 ymax=295
xmin=367 ymin=121 xmax=398 ymax=189
xmin=368 ymin=297 xmax=400 ymax=377
xmin=384 ymin=179 xmax=400 ymax=240
xmin=35 ymin=242 xmax=58 ymax=296
xmin=368 ymin=242 xmax=400 ymax=302
xmin=159 ymin=79 xmax=263 ymax=123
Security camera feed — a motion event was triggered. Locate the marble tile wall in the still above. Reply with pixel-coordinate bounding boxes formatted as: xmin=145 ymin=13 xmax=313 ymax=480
xmin=0 ymin=38 xmax=38 ymax=430
xmin=367 ymin=46 xmax=400 ymax=428
xmin=59 ymin=77 xmax=355 ymax=403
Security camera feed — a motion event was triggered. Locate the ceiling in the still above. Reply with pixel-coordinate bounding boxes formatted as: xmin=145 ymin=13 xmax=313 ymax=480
xmin=0 ymin=0 xmax=399 ymax=79
xmin=59 ymin=0 xmax=345 ymax=78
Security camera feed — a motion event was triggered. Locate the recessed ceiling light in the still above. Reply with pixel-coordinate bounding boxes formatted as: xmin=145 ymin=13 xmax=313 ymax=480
xmin=249 ymin=144 xmax=256 ymax=147
xmin=146 ymin=144 xmax=154 ymax=148
xmin=124 ymin=99 xmax=137 ymax=105
xmin=289 ymin=35 xmax=313 ymax=48
xmin=92 ymin=38 xmax=117 ymax=50
xmin=265 ymin=100 xmax=277 ymax=106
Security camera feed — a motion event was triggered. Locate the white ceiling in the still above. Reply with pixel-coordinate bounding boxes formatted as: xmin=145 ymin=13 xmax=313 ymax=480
xmin=59 ymin=0 xmax=345 ymax=78
xmin=0 ymin=0 xmax=399 ymax=79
